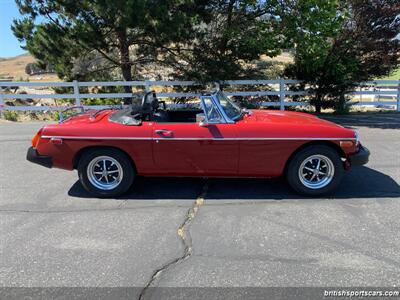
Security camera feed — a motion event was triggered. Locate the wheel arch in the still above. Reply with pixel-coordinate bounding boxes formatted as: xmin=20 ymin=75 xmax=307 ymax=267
xmin=284 ymin=140 xmax=345 ymax=174
xmin=73 ymin=146 xmax=137 ymax=173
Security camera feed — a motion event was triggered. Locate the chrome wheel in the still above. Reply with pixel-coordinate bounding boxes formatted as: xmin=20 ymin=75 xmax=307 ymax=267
xmin=87 ymin=156 xmax=123 ymax=190
xmin=298 ymin=154 xmax=335 ymax=190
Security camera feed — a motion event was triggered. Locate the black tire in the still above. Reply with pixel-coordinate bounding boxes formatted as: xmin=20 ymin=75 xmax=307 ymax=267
xmin=285 ymin=145 xmax=344 ymax=196
xmin=77 ymin=148 xmax=135 ymax=198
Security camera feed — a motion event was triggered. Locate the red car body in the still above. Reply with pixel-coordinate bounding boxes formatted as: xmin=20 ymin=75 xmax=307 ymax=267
xmin=30 ymin=109 xmax=362 ymax=175
xmin=27 ymin=91 xmax=369 ymax=197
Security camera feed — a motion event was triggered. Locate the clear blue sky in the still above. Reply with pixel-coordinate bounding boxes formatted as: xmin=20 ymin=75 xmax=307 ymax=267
xmin=0 ymin=0 xmax=26 ymax=58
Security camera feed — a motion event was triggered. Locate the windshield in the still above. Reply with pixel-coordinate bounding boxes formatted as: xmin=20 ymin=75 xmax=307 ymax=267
xmin=216 ymin=91 xmax=242 ymax=121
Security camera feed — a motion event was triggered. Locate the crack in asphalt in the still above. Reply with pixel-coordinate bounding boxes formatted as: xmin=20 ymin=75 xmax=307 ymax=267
xmin=138 ymin=179 xmax=208 ymax=300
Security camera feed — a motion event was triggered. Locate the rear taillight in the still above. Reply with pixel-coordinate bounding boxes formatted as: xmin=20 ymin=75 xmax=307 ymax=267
xmin=31 ymin=128 xmax=43 ymax=148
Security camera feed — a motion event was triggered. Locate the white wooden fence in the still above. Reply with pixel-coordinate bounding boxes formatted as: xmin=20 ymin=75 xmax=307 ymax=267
xmin=0 ymin=79 xmax=399 ymax=113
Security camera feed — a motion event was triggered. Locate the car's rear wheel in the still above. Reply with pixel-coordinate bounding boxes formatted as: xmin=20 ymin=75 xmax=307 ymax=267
xmin=78 ymin=148 xmax=135 ymax=198
xmin=285 ymin=145 xmax=344 ymax=196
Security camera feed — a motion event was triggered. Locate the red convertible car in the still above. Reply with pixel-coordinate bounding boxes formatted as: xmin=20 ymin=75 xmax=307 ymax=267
xmin=27 ymin=91 xmax=369 ymax=197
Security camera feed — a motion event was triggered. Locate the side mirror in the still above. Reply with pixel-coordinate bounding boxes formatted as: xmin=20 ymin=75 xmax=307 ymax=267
xmin=199 ymin=120 xmax=209 ymax=127
xmin=196 ymin=113 xmax=208 ymax=127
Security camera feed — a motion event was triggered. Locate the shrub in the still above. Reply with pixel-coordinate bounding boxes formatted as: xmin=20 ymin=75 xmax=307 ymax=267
xmin=3 ymin=111 xmax=19 ymax=122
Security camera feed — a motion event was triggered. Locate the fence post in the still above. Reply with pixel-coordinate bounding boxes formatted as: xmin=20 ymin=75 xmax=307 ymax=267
xmin=397 ymin=80 xmax=400 ymax=112
xmin=73 ymin=80 xmax=80 ymax=106
xmin=279 ymin=79 xmax=285 ymax=110
xmin=144 ymin=80 xmax=150 ymax=93
xmin=0 ymin=88 xmax=4 ymax=118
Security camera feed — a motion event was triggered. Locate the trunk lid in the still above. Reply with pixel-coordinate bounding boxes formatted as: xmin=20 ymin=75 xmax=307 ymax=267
xmin=60 ymin=109 xmax=112 ymax=125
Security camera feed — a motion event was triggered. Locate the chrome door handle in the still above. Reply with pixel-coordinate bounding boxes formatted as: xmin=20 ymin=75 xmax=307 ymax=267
xmin=155 ymin=129 xmax=173 ymax=137
xmin=155 ymin=129 xmax=172 ymax=134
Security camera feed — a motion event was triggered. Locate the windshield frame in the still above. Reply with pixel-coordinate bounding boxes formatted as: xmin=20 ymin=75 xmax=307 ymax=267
xmin=199 ymin=91 xmax=244 ymax=124
xmin=214 ymin=91 xmax=243 ymax=122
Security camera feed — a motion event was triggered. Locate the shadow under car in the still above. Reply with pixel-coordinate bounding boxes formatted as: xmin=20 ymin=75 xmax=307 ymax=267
xmin=68 ymin=166 xmax=400 ymax=200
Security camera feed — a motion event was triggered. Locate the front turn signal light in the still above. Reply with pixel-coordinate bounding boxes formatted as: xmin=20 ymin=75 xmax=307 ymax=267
xmin=340 ymin=141 xmax=354 ymax=148
xmin=31 ymin=128 xmax=43 ymax=148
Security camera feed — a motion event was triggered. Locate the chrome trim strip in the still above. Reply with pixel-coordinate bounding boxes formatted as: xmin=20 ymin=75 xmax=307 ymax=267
xmin=42 ymin=136 xmax=152 ymax=140
xmin=41 ymin=135 xmax=356 ymax=141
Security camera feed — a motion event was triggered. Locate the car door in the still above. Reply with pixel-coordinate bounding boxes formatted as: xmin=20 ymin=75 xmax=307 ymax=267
xmin=151 ymin=96 xmax=239 ymax=176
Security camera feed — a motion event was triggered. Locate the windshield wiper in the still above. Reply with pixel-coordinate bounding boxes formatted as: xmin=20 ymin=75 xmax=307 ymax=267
xmin=242 ymin=108 xmax=252 ymax=115
xmin=232 ymin=108 xmax=250 ymax=121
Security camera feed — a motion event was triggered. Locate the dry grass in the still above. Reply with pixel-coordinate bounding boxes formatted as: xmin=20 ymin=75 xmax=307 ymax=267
xmin=0 ymin=53 xmax=59 ymax=82
xmin=260 ymin=53 xmax=294 ymax=64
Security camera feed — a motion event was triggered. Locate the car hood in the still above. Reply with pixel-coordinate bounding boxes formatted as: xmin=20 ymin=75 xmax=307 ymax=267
xmin=247 ymin=109 xmax=342 ymax=127
xmin=239 ymin=109 xmax=356 ymax=140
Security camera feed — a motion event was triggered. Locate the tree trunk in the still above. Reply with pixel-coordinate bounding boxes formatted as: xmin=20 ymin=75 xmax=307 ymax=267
xmin=337 ymin=93 xmax=347 ymax=114
xmin=315 ymin=94 xmax=322 ymax=113
xmin=117 ymin=30 xmax=133 ymax=105
xmin=121 ymin=64 xmax=132 ymax=105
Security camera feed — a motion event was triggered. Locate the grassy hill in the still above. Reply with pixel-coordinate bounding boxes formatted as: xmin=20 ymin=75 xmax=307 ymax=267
xmin=0 ymin=53 xmax=59 ymax=81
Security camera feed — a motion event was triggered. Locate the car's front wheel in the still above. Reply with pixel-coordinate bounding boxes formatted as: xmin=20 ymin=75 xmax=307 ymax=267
xmin=78 ymin=148 xmax=135 ymax=198
xmin=285 ymin=145 xmax=344 ymax=196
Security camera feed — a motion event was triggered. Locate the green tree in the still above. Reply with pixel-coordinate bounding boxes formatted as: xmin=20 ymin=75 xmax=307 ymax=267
xmin=12 ymin=0 xmax=198 ymax=97
xmin=12 ymin=0 xmax=287 ymax=86
xmin=160 ymin=0 xmax=285 ymax=81
xmin=25 ymin=62 xmax=54 ymax=75
xmin=282 ymin=0 xmax=400 ymax=113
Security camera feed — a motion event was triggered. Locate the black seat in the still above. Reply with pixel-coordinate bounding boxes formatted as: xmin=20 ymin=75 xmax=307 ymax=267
xmin=153 ymin=110 xmax=170 ymax=122
xmin=150 ymin=96 xmax=169 ymax=122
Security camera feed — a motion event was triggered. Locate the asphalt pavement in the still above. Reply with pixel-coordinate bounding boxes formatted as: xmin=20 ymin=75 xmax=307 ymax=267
xmin=0 ymin=114 xmax=399 ymax=299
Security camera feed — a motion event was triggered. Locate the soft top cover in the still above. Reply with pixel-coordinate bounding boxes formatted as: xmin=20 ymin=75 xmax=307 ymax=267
xmin=108 ymin=108 xmax=142 ymax=126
